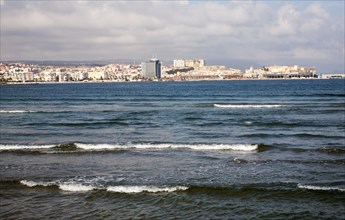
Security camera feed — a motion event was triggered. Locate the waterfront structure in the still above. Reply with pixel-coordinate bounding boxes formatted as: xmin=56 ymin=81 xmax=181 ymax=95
xmin=173 ymin=59 xmax=185 ymax=68
xmin=0 ymin=62 xmax=329 ymax=83
xmin=185 ymin=59 xmax=205 ymax=68
xmin=87 ymin=67 xmax=106 ymax=80
xmin=141 ymin=58 xmax=161 ymax=79
xmin=244 ymin=65 xmax=317 ymax=79
xmin=173 ymin=59 xmax=205 ymax=68
xmin=320 ymin=73 xmax=345 ymax=79
xmin=164 ymin=64 xmax=243 ymax=81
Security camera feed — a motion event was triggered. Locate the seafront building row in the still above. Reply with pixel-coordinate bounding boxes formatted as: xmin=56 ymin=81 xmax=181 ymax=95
xmin=244 ymin=65 xmax=317 ymax=79
xmin=0 ymin=58 xmax=334 ymax=83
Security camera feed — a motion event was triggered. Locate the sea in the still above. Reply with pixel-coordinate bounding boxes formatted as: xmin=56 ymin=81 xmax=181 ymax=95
xmin=0 ymin=79 xmax=344 ymax=219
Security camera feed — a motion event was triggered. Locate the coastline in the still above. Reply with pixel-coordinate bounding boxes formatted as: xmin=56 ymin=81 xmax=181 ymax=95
xmin=2 ymin=77 xmax=339 ymax=85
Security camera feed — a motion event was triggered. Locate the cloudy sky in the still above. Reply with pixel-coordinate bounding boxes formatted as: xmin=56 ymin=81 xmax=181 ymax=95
xmin=1 ymin=0 xmax=344 ymax=73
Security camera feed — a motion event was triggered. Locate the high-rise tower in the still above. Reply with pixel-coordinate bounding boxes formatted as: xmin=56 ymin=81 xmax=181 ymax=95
xmin=141 ymin=58 xmax=161 ymax=79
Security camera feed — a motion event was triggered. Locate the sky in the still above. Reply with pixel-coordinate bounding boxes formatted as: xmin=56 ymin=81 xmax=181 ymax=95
xmin=1 ymin=0 xmax=344 ymax=73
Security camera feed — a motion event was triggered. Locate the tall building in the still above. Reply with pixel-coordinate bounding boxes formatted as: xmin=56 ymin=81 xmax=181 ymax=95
xmin=141 ymin=58 xmax=161 ymax=79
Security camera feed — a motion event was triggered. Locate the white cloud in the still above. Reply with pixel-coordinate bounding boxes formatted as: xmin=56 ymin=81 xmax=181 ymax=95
xmin=269 ymin=3 xmax=301 ymax=36
xmin=306 ymin=3 xmax=329 ymax=19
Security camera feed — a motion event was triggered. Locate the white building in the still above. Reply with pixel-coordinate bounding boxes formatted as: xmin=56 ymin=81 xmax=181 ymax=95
xmin=173 ymin=60 xmax=185 ymax=68
xmin=173 ymin=59 xmax=205 ymax=68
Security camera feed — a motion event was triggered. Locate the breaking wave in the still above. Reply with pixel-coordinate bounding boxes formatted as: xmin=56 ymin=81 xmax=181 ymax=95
xmin=214 ymin=104 xmax=284 ymax=108
xmin=0 ymin=144 xmax=55 ymax=151
xmin=75 ymin=143 xmax=258 ymax=151
xmin=14 ymin=179 xmax=345 ymax=194
xmin=19 ymin=180 xmax=187 ymax=193
xmin=59 ymin=183 xmax=96 ymax=192
xmin=107 ymin=185 xmax=188 ymax=193
xmin=0 ymin=110 xmax=36 ymax=113
xmin=20 ymin=180 xmax=55 ymax=187
xmin=297 ymin=184 xmax=345 ymax=192
xmin=0 ymin=143 xmax=259 ymax=152
xmin=20 ymin=180 xmax=96 ymax=192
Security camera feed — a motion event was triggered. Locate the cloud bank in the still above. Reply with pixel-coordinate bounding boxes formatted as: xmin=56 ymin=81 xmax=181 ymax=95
xmin=1 ymin=0 xmax=344 ymax=72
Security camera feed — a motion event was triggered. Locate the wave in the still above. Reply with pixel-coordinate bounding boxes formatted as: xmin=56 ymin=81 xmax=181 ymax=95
xmin=20 ymin=180 xmax=96 ymax=192
xmin=57 ymin=121 xmax=130 ymax=127
xmin=317 ymin=93 xmax=345 ymax=97
xmin=297 ymin=184 xmax=345 ymax=192
xmin=186 ymin=183 xmax=345 ymax=196
xmin=107 ymin=185 xmax=188 ymax=193
xmin=214 ymin=104 xmax=284 ymax=108
xmin=20 ymin=180 xmax=55 ymax=187
xmin=184 ymin=116 xmax=203 ymax=120
xmin=318 ymin=147 xmax=345 ymax=154
xmin=0 ymin=110 xmax=35 ymax=113
xmin=295 ymin=133 xmax=342 ymax=139
xmin=256 ymin=121 xmax=305 ymax=127
xmin=0 ymin=143 xmax=258 ymax=152
xmin=256 ymin=144 xmax=274 ymax=152
xmin=244 ymin=121 xmax=253 ymax=125
xmin=0 ymin=109 xmax=112 ymax=115
xmin=0 ymin=144 xmax=55 ymax=151
xmin=229 ymin=158 xmax=345 ymax=165
xmin=52 ymin=143 xmax=78 ymax=151
xmin=74 ymin=143 xmax=259 ymax=151
xmin=59 ymin=183 xmax=96 ymax=192
xmin=19 ymin=179 xmax=187 ymax=193
xmin=240 ymin=133 xmax=342 ymax=139
xmin=7 ymin=179 xmax=345 ymax=196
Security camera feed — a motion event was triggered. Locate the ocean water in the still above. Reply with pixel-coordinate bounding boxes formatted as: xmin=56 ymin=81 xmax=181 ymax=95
xmin=0 ymin=79 xmax=344 ymax=219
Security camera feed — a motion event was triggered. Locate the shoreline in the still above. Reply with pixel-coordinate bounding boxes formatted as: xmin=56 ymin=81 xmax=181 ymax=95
xmin=2 ymin=77 xmax=340 ymax=85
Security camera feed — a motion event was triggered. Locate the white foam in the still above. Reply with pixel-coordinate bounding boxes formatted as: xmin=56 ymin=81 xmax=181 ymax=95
xmin=75 ymin=143 xmax=258 ymax=151
xmin=297 ymin=184 xmax=345 ymax=192
xmin=21 ymin=179 xmax=95 ymax=192
xmin=20 ymin=179 xmax=188 ymax=193
xmin=20 ymin=180 xmax=54 ymax=187
xmin=214 ymin=104 xmax=283 ymax=108
xmin=0 ymin=143 xmax=258 ymax=152
xmin=75 ymin=143 xmax=123 ymax=150
xmin=0 ymin=110 xmax=35 ymax=113
xmin=58 ymin=183 xmax=95 ymax=192
xmin=0 ymin=144 xmax=55 ymax=151
xmin=183 ymin=144 xmax=258 ymax=151
xmin=107 ymin=185 xmax=188 ymax=193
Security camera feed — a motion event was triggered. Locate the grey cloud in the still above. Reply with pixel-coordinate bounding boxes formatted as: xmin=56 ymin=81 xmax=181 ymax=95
xmin=1 ymin=0 xmax=344 ymax=72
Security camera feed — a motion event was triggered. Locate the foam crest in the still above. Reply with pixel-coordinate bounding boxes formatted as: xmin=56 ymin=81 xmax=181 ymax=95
xmin=184 ymin=144 xmax=258 ymax=151
xmin=1 ymin=143 xmax=258 ymax=152
xmin=0 ymin=110 xmax=35 ymax=113
xmin=107 ymin=185 xmax=188 ymax=193
xmin=0 ymin=144 xmax=54 ymax=151
xmin=75 ymin=143 xmax=258 ymax=151
xmin=20 ymin=179 xmax=95 ymax=192
xmin=59 ymin=183 xmax=95 ymax=192
xmin=20 ymin=179 xmax=188 ymax=193
xmin=20 ymin=180 xmax=54 ymax=187
xmin=297 ymin=184 xmax=345 ymax=192
xmin=214 ymin=104 xmax=283 ymax=108
xmin=75 ymin=143 xmax=122 ymax=150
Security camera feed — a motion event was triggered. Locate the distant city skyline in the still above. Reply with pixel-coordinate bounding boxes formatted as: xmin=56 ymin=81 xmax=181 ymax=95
xmin=1 ymin=0 xmax=344 ymax=73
